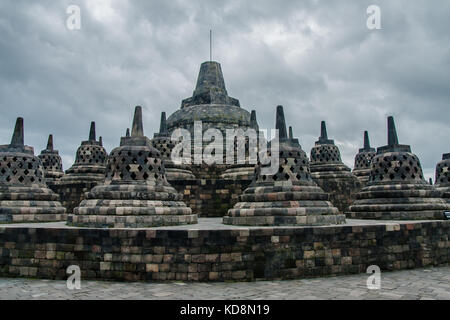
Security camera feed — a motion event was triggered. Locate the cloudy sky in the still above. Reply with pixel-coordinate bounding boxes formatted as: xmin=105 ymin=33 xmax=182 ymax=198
xmin=1 ymin=0 xmax=449 ymax=181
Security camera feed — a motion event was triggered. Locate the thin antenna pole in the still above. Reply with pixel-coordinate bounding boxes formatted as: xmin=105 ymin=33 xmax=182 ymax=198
xmin=210 ymin=29 xmax=212 ymax=61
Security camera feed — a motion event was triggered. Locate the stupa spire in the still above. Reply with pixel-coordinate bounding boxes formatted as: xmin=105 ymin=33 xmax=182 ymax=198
xmin=131 ymin=106 xmax=144 ymax=137
xmin=289 ymin=126 xmax=293 ymax=140
xmin=126 ymin=128 xmax=130 ymax=137
xmin=320 ymin=121 xmax=328 ymax=140
xmin=364 ymin=131 xmax=370 ymax=149
xmin=89 ymin=122 xmax=96 ymax=141
xmin=10 ymin=117 xmax=24 ymax=147
xmin=275 ymin=105 xmax=288 ymax=140
xmin=387 ymin=116 xmax=399 ymax=146
xmin=46 ymin=134 xmax=54 ymax=151
xmin=159 ymin=112 xmax=167 ymax=135
xmin=250 ymin=110 xmax=258 ymax=130
xmin=99 ymin=136 xmax=103 ymax=146
xmin=316 ymin=121 xmax=334 ymax=145
xmin=377 ymin=116 xmax=411 ymax=153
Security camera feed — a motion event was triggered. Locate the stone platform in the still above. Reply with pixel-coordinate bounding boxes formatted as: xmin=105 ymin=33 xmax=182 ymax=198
xmin=0 ymin=218 xmax=448 ymax=282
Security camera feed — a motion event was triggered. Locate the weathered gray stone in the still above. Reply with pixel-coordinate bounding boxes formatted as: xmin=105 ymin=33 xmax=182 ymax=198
xmin=224 ymin=106 xmax=345 ymax=226
xmin=0 ymin=118 xmax=66 ymax=223
xmin=68 ymin=106 xmax=197 ymax=228
xmin=353 ymin=131 xmax=376 ymax=185
xmin=349 ymin=116 xmax=448 ymax=220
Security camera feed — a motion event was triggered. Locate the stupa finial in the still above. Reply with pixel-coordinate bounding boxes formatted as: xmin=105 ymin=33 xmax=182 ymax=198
xmin=126 ymin=128 xmax=130 ymax=137
xmin=10 ymin=117 xmax=24 ymax=147
xmin=275 ymin=105 xmax=288 ymax=140
xmin=159 ymin=112 xmax=167 ymax=135
xmin=289 ymin=126 xmax=293 ymax=140
xmin=387 ymin=116 xmax=399 ymax=146
xmin=89 ymin=121 xmax=96 ymax=141
xmin=316 ymin=121 xmax=334 ymax=145
xmin=131 ymin=106 xmax=144 ymax=137
xmin=377 ymin=116 xmax=411 ymax=154
xmin=46 ymin=134 xmax=54 ymax=151
xmin=250 ymin=110 xmax=258 ymax=130
xmin=320 ymin=121 xmax=328 ymax=140
xmin=363 ymin=131 xmax=370 ymax=149
xmin=99 ymin=136 xmax=103 ymax=146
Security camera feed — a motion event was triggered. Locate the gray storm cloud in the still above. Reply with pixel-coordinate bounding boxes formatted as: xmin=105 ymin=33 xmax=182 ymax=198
xmin=0 ymin=0 xmax=449 ymax=181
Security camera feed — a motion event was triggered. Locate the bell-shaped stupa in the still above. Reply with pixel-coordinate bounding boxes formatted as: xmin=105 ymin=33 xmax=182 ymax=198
xmin=68 ymin=106 xmax=197 ymax=228
xmin=223 ymin=106 xmax=344 ymax=226
xmin=0 ymin=118 xmax=66 ymax=223
xmin=151 ymin=112 xmax=195 ymax=181
xmin=62 ymin=121 xmax=107 ymax=183
xmin=38 ymin=134 xmax=64 ymax=182
xmin=352 ymin=131 xmax=376 ymax=185
xmin=309 ymin=121 xmax=362 ymax=213
xmin=221 ymin=109 xmax=259 ymax=180
xmin=434 ymin=153 xmax=450 ymax=206
xmin=349 ymin=116 xmax=447 ymax=220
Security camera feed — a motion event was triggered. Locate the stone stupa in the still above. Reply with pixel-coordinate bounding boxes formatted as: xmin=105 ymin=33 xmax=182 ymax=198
xmin=434 ymin=153 xmax=450 ymax=207
xmin=223 ymin=105 xmax=345 ymax=226
xmin=0 ymin=118 xmax=66 ymax=223
xmin=220 ymin=109 xmax=259 ymax=180
xmin=151 ymin=111 xmax=196 ymax=181
xmin=68 ymin=106 xmax=197 ymax=228
xmin=349 ymin=116 xmax=447 ymax=220
xmin=352 ymin=131 xmax=376 ymax=185
xmin=61 ymin=121 xmax=107 ymax=184
xmin=309 ymin=121 xmax=362 ymax=213
xmin=38 ymin=134 xmax=64 ymax=183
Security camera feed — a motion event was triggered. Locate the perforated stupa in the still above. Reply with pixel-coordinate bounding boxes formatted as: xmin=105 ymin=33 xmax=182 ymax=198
xmin=0 ymin=118 xmax=66 ymax=223
xmin=349 ymin=116 xmax=447 ymax=220
xmin=62 ymin=121 xmax=107 ymax=183
xmin=68 ymin=106 xmax=197 ymax=228
xmin=352 ymin=131 xmax=376 ymax=185
xmin=38 ymin=134 xmax=64 ymax=182
xmin=223 ymin=106 xmax=344 ymax=226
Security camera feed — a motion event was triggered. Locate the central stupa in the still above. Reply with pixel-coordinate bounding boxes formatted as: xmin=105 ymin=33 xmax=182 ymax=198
xmin=166 ymin=61 xmax=255 ymax=179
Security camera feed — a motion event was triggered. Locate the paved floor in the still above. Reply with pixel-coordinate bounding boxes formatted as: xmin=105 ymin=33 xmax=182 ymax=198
xmin=0 ymin=266 xmax=449 ymax=300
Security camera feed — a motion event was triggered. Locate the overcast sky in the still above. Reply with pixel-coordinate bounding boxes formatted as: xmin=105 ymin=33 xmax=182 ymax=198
xmin=1 ymin=0 xmax=449 ymax=181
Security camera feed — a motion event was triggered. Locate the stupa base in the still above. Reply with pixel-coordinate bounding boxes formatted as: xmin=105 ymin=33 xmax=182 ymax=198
xmin=67 ymin=213 xmax=198 ymax=228
xmin=0 ymin=213 xmax=67 ymax=223
xmin=348 ymin=210 xmax=446 ymax=220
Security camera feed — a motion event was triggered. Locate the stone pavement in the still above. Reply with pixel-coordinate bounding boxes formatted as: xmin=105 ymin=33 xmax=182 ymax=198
xmin=0 ymin=266 xmax=448 ymax=300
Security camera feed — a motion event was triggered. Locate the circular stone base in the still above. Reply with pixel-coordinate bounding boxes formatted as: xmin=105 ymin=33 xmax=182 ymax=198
xmin=348 ymin=210 xmax=445 ymax=220
xmin=0 ymin=213 xmax=67 ymax=223
xmin=223 ymin=214 xmax=346 ymax=226
xmin=67 ymin=214 xmax=198 ymax=228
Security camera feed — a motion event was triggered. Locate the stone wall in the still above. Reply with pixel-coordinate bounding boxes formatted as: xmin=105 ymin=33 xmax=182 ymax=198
xmin=0 ymin=220 xmax=448 ymax=282
xmin=312 ymin=176 xmax=362 ymax=215
xmin=171 ymin=179 xmax=252 ymax=217
xmin=48 ymin=181 xmax=98 ymax=214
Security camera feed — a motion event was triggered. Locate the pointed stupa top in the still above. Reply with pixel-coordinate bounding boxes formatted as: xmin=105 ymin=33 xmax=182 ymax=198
xmin=377 ymin=116 xmax=411 ymax=153
xmin=276 ymin=105 xmax=288 ymax=140
xmin=0 ymin=117 xmax=33 ymax=154
xmin=46 ymin=134 xmax=54 ymax=151
xmin=89 ymin=121 xmax=96 ymax=141
xmin=359 ymin=131 xmax=375 ymax=153
xmin=154 ymin=112 xmax=168 ymax=138
xmin=40 ymin=134 xmax=59 ymax=155
xmin=181 ymin=61 xmax=240 ymax=108
xmin=315 ymin=121 xmax=334 ymax=145
xmin=289 ymin=126 xmax=293 ymax=139
xmin=126 ymin=128 xmax=130 ymax=137
xmin=99 ymin=136 xmax=103 ymax=146
xmin=10 ymin=117 xmax=24 ymax=147
xmin=120 ymin=106 xmax=151 ymax=147
xmin=250 ymin=110 xmax=259 ymax=131
xmin=131 ymin=106 xmax=144 ymax=137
